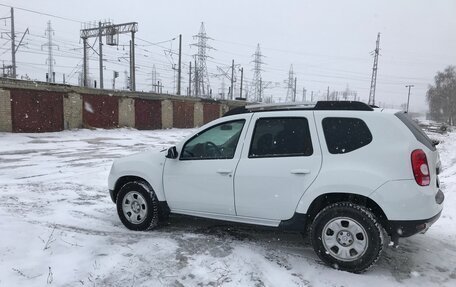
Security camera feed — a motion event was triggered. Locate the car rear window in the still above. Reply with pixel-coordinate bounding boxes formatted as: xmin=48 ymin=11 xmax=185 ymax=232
xmin=322 ymin=117 xmax=372 ymax=154
xmin=395 ymin=112 xmax=436 ymax=151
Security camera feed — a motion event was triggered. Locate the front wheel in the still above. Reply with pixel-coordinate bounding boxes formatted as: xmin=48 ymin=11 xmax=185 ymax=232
xmin=310 ymin=202 xmax=384 ymax=273
xmin=116 ymin=181 xmax=159 ymax=231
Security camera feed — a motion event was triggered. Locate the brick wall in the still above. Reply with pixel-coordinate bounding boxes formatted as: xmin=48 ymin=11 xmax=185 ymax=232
xmin=63 ymin=93 xmax=82 ymax=129
xmin=0 ymin=89 xmax=12 ymax=132
xmin=194 ymin=102 xmax=204 ymax=127
xmin=0 ymin=79 xmax=246 ymax=133
xmin=119 ymin=98 xmax=135 ymax=127
xmin=161 ymin=100 xmax=173 ymax=129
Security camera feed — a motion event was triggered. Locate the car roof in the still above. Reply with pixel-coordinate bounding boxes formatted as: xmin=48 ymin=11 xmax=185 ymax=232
xmin=223 ymin=101 xmax=374 ymax=117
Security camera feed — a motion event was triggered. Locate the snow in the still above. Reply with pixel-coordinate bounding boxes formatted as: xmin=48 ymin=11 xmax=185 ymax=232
xmin=0 ymin=128 xmax=456 ymax=286
xmin=84 ymin=102 xmax=94 ymax=113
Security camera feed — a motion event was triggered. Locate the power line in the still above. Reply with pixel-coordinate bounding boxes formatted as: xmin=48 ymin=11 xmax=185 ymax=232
xmin=0 ymin=3 xmax=82 ymax=23
xmin=0 ymin=3 xmax=436 ymax=101
xmin=0 ymin=7 xmax=29 ymax=78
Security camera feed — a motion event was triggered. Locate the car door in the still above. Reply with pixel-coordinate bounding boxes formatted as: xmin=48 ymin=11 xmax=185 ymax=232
xmin=163 ymin=114 xmax=252 ymax=215
xmin=234 ymin=111 xmax=322 ymax=220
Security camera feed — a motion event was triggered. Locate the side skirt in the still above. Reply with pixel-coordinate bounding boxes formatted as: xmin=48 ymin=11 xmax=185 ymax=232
xmin=168 ymin=208 xmax=308 ymax=232
xmin=171 ymin=208 xmax=281 ymax=227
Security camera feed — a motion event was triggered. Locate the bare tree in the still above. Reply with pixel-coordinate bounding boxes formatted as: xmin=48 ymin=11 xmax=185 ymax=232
xmin=427 ymin=66 xmax=456 ymax=125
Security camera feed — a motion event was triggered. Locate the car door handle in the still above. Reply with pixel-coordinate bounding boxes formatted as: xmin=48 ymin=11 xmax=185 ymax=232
xmin=290 ymin=169 xmax=311 ymax=174
xmin=216 ymin=169 xmax=232 ymax=175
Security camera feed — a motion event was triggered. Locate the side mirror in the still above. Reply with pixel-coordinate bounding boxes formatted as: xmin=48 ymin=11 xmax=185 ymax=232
xmin=165 ymin=146 xmax=178 ymax=159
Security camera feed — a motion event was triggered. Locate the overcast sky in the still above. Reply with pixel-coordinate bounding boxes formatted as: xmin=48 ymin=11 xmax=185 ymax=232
xmin=0 ymin=0 xmax=455 ymax=111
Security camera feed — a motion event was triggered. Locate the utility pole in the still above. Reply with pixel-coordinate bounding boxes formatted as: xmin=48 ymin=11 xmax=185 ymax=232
xmin=239 ymin=67 xmax=244 ymax=99
xmin=259 ymin=78 xmax=263 ymax=102
xmin=368 ymin=33 xmax=381 ymax=106
xmin=80 ymin=21 xmax=137 ymax=90
xmin=82 ymin=38 xmax=88 ymax=87
xmin=98 ymin=22 xmax=104 ymax=89
xmin=124 ymin=70 xmax=129 ymax=90
xmin=294 ymin=77 xmax=297 ymax=102
xmin=219 ymin=78 xmax=226 ymax=99
xmin=177 ymin=34 xmax=182 ymax=95
xmin=303 ymin=88 xmax=307 ymax=102
xmin=151 ymin=64 xmax=157 ymax=92
xmin=244 ymin=82 xmax=249 ymax=100
xmin=188 ymin=61 xmax=192 ymax=96
xmin=42 ymin=21 xmax=58 ymax=83
xmin=129 ymin=40 xmax=133 ymax=90
xmin=311 ymin=91 xmax=314 ymax=102
xmin=10 ymin=8 xmax=15 ymax=78
xmin=171 ymin=64 xmax=177 ymax=94
xmin=230 ymin=59 xmax=234 ymax=100
xmin=327 ymin=86 xmax=330 ymax=101
xmin=406 ymin=85 xmax=414 ymax=112
xmin=157 ymin=81 xmax=163 ymax=93
xmin=131 ymin=31 xmax=136 ymax=91
xmin=128 ymin=38 xmax=137 ymax=92
xmin=0 ymin=8 xmax=29 ymax=79
xmin=194 ymin=58 xmax=198 ymax=96
xmin=112 ymin=71 xmax=119 ymax=89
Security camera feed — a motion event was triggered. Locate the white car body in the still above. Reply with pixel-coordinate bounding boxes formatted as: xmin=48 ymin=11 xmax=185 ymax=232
xmin=108 ymin=103 xmax=444 ymax=240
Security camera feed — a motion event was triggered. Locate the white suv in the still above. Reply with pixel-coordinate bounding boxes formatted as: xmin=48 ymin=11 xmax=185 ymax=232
xmin=108 ymin=101 xmax=444 ymax=272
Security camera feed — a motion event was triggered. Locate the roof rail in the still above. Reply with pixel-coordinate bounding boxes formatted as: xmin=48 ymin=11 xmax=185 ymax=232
xmin=223 ymin=101 xmax=373 ymax=117
xmin=314 ymin=101 xmax=373 ymax=111
xmin=245 ymin=101 xmax=316 ymax=111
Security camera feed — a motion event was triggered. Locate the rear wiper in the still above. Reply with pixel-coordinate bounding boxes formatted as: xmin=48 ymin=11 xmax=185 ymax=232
xmin=432 ymin=139 xmax=440 ymax=146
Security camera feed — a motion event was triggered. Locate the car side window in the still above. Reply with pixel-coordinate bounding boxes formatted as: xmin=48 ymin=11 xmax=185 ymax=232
xmin=322 ymin=117 xmax=372 ymax=154
xmin=249 ymin=117 xmax=313 ymax=158
xmin=180 ymin=120 xmax=245 ymax=160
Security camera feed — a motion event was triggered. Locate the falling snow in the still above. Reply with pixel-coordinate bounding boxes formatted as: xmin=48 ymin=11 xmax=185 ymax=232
xmin=0 ymin=128 xmax=455 ymax=286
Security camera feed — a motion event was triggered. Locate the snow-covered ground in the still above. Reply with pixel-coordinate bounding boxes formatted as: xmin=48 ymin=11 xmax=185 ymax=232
xmin=0 ymin=128 xmax=455 ymax=286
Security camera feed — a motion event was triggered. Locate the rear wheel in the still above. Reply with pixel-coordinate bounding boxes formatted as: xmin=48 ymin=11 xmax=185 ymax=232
xmin=310 ymin=202 xmax=384 ymax=273
xmin=116 ymin=181 xmax=159 ymax=231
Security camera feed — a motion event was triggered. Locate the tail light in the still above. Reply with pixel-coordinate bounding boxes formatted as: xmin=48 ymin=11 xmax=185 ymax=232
xmin=411 ymin=149 xmax=430 ymax=186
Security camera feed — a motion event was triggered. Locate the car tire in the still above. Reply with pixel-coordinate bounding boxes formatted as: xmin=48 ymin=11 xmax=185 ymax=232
xmin=116 ymin=181 xmax=159 ymax=231
xmin=310 ymin=202 xmax=384 ymax=273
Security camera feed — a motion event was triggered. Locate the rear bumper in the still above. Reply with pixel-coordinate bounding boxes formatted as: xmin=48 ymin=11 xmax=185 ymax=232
xmin=370 ymin=180 xmax=444 ymax=221
xmin=387 ymin=189 xmax=444 ymax=237
xmin=388 ymin=209 xmax=442 ymax=238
